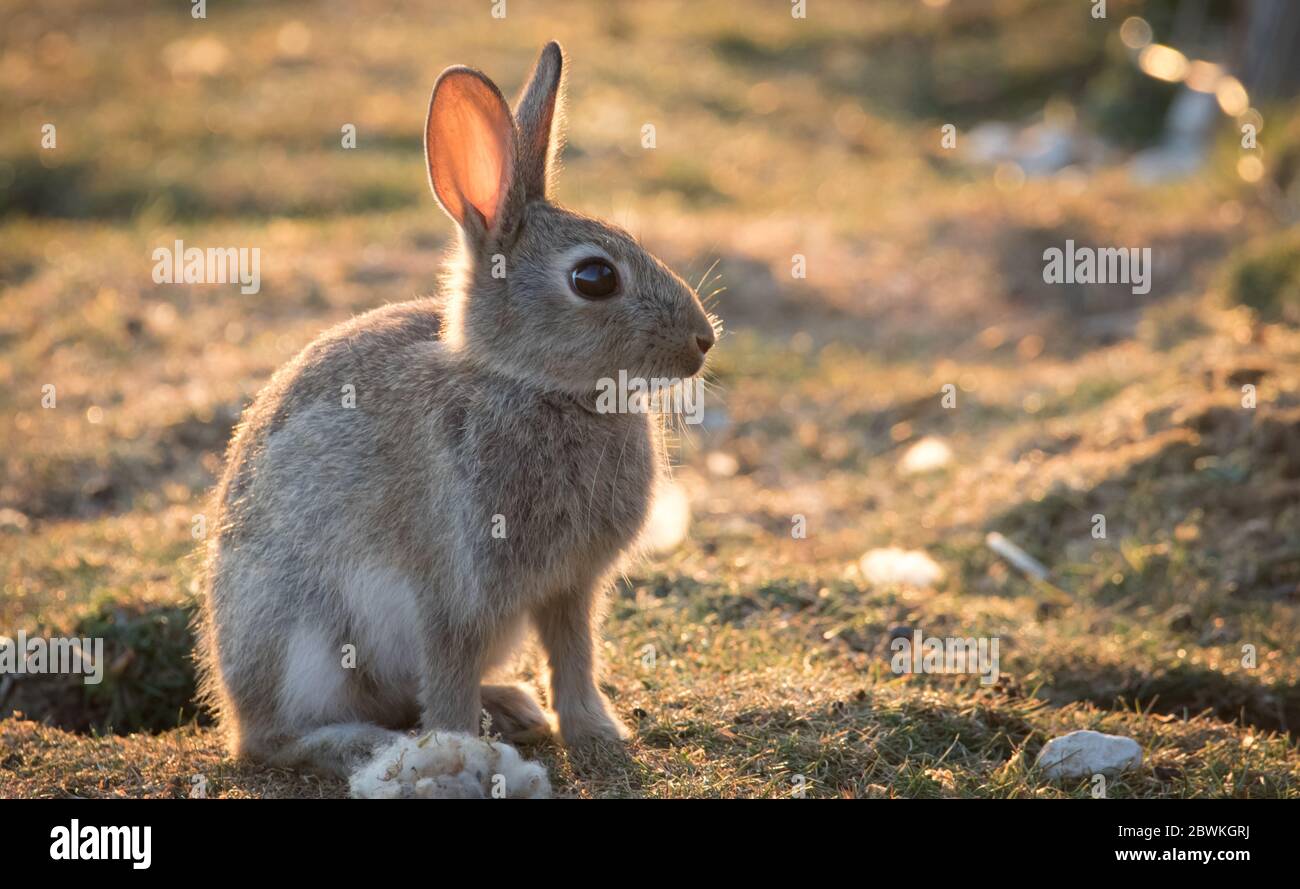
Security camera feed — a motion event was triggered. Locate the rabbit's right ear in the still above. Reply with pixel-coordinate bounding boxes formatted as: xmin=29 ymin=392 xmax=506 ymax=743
xmin=513 ymin=41 xmax=564 ymax=202
xmin=425 ymin=67 xmax=517 ymax=239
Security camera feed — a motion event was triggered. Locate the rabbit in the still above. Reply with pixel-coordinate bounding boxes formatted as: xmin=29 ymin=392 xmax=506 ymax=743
xmin=194 ymin=41 xmax=720 ymax=780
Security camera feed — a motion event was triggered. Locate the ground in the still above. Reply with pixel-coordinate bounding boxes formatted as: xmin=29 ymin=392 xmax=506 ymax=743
xmin=1 ymin=0 xmax=1298 ymax=797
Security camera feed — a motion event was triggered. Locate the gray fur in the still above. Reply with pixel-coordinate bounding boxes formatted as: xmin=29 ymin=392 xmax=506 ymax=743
xmin=195 ymin=41 xmax=719 ymax=778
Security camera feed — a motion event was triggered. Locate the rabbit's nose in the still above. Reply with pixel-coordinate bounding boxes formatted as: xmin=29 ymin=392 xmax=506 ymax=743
xmin=695 ymin=334 xmax=714 ymax=355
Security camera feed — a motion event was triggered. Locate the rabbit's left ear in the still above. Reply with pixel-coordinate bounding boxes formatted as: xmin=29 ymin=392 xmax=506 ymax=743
xmin=425 ymin=67 xmax=517 ymax=238
xmin=513 ymin=41 xmax=565 ymax=202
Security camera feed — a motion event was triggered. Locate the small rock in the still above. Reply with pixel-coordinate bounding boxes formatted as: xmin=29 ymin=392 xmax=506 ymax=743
xmin=1035 ymin=730 xmax=1143 ymax=780
xmin=899 ymin=436 xmax=952 ymax=475
xmin=0 ymin=508 xmax=30 ymax=534
xmin=860 ymin=548 xmax=944 ymax=588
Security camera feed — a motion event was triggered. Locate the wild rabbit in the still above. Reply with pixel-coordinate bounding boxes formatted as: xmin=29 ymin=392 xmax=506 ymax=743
xmin=195 ymin=41 xmax=719 ymax=779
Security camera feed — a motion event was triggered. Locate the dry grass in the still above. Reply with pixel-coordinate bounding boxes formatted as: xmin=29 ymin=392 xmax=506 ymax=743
xmin=1 ymin=0 xmax=1298 ymax=797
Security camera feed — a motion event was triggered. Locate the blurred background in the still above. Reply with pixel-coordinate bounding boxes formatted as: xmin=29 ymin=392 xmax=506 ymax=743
xmin=1 ymin=0 xmax=1298 ymax=797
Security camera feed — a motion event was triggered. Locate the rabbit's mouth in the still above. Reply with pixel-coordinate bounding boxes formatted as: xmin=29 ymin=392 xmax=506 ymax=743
xmin=632 ymin=324 xmax=715 ymax=381
xmin=635 ymin=348 xmax=705 ymax=383
xmin=677 ymin=350 xmax=708 ymax=379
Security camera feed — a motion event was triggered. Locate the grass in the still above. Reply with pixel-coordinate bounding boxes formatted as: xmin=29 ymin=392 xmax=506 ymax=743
xmin=1 ymin=0 xmax=1298 ymax=797
xmin=1224 ymin=229 xmax=1300 ymax=323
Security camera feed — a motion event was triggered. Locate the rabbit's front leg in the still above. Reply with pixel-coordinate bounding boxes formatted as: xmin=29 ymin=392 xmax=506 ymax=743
xmin=418 ymin=621 xmax=488 ymax=734
xmin=534 ymin=586 xmax=629 ymax=745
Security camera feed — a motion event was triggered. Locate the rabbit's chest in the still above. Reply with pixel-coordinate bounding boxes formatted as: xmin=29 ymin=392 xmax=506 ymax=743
xmin=464 ymin=407 xmax=657 ymax=591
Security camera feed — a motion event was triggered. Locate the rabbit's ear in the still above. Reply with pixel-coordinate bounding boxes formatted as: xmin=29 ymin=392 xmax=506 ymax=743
xmin=513 ymin=41 xmax=564 ymax=202
xmin=425 ymin=67 xmax=517 ymax=236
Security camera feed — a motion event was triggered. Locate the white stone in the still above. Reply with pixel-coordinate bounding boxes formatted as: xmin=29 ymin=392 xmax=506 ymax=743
xmin=899 ymin=436 xmax=953 ymax=475
xmin=860 ymin=548 xmax=944 ymax=588
xmin=1035 ymin=730 xmax=1143 ymax=780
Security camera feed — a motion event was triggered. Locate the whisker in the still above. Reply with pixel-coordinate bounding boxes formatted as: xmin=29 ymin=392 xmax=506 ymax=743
xmin=695 ymin=257 xmax=722 ymax=294
xmin=698 ymin=273 xmax=724 ymax=299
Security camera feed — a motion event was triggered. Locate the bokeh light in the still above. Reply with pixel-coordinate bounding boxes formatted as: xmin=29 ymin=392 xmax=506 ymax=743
xmin=1119 ymin=16 xmax=1153 ymax=50
xmin=1138 ymin=44 xmax=1189 ymax=83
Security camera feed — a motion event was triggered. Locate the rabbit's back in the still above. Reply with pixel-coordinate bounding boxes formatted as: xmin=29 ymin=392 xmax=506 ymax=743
xmin=198 ymin=300 xmax=451 ymax=735
xmin=211 ymin=298 xmax=449 ymax=580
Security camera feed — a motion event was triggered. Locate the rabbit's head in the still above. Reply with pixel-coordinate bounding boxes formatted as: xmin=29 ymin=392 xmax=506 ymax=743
xmin=425 ymin=42 xmax=719 ymax=395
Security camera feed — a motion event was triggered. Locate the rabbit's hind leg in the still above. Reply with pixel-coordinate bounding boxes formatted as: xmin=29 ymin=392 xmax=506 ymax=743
xmin=481 ymin=684 xmax=551 ymax=743
xmin=235 ymin=620 xmax=397 ymax=779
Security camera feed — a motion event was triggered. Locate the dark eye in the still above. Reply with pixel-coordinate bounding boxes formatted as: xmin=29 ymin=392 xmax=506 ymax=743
xmin=570 ymin=258 xmax=619 ymax=300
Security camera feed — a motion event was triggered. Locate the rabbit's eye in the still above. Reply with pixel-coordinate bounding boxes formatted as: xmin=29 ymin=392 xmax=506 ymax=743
xmin=570 ymin=258 xmax=619 ymax=300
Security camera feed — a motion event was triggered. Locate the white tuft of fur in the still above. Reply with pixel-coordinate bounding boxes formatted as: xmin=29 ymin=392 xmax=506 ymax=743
xmin=349 ymin=731 xmax=551 ymax=799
